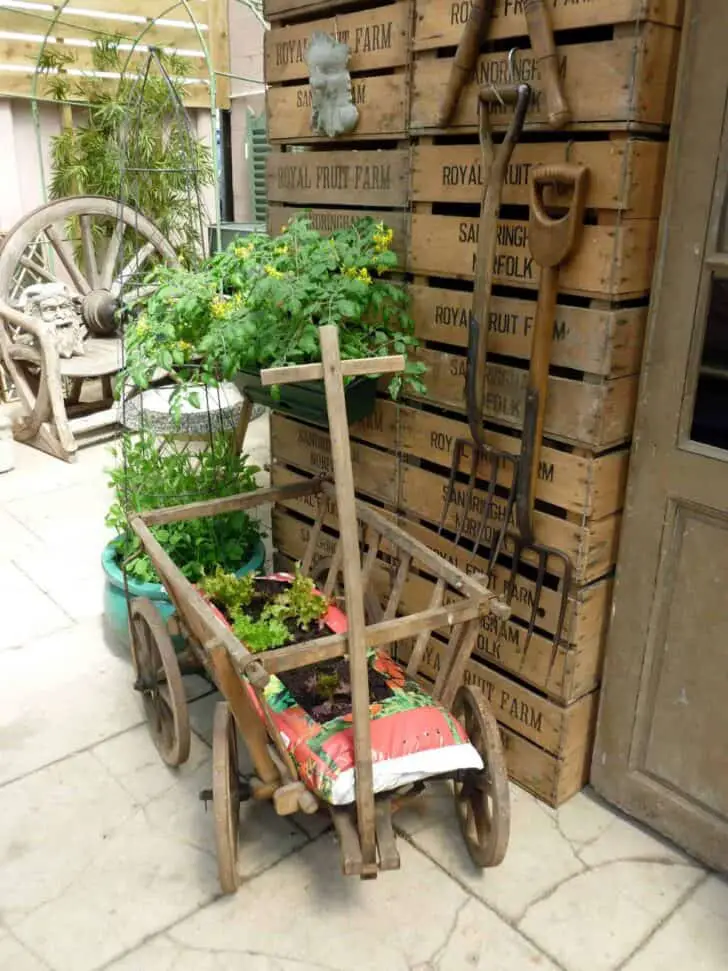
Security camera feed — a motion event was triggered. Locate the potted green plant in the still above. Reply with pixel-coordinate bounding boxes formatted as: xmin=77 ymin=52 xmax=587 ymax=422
xmin=102 ymin=430 xmax=265 ymax=647
xmin=121 ymin=214 xmax=426 ymax=425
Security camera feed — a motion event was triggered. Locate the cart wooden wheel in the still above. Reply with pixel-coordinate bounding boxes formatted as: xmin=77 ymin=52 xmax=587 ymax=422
xmin=129 ymin=597 xmax=191 ymax=767
xmin=212 ymin=701 xmax=241 ymax=894
xmin=451 ymin=684 xmax=510 ymax=867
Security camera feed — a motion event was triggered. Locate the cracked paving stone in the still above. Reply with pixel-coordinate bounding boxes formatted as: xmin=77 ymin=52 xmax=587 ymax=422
xmin=91 ymin=725 xmax=210 ymax=805
xmin=0 ymin=616 xmax=144 ymax=785
xmin=148 ymin=836 xmax=556 ymax=971
xmin=165 ymin=837 xmax=472 ymax=971
xmin=394 ymin=781 xmax=584 ymax=922
xmin=519 ymin=859 xmax=705 ymax=971
xmin=622 ymin=876 xmax=728 ymax=971
xmin=0 ymin=933 xmax=49 ymax=971
xmin=105 ymin=935 xmax=345 ymax=970
xmin=537 ymin=789 xmax=691 ymax=868
xmin=0 ymin=560 xmax=70 ymax=653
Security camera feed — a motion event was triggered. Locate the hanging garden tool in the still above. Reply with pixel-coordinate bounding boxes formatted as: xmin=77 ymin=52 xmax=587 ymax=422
xmin=523 ymin=0 xmax=571 ymax=129
xmin=438 ymin=0 xmax=570 ymax=132
xmin=438 ymin=0 xmax=492 ymax=127
xmin=439 ymin=81 xmax=531 ymax=572
xmin=507 ymin=163 xmax=589 ymax=669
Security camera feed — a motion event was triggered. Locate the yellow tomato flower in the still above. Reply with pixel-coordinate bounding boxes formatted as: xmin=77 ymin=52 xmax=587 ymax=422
xmin=210 ymin=295 xmax=228 ymax=318
xmin=234 ymin=243 xmax=254 ymax=258
xmin=372 ymin=224 xmax=394 ymax=253
xmin=358 ymin=268 xmax=371 ymax=284
xmin=274 ymin=244 xmax=288 ymax=256
xmin=264 ymin=265 xmax=284 ymax=279
xmin=177 ymin=340 xmax=192 ymax=352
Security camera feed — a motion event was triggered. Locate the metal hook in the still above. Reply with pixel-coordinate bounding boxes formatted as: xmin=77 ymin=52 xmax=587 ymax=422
xmin=564 ymin=139 xmax=575 ymax=163
xmin=507 ymin=47 xmax=519 ymax=83
xmin=489 ymin=84 xmax=505 ymax=108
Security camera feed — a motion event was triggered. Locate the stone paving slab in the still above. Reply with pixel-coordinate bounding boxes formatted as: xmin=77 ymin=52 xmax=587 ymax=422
xmin=0 ymin=428 xmax=726 ymax=971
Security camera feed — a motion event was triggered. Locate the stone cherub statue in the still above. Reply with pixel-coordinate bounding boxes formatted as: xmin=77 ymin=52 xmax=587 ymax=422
xmin=306 ymin=31 xmax=359 ymax=138
xmin=16 ymin=282 xmax=87 ymax=359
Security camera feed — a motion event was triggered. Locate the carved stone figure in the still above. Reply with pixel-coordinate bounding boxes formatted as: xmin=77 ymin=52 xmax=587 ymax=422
xmin=306 ymin=32 xmax=359 ymax=138
xmin=17 ymin=283 xmax=87 ymax=359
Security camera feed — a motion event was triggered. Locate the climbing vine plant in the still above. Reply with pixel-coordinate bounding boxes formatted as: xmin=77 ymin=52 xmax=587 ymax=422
xmin=39 ymin=37 xmax=214 ymax=265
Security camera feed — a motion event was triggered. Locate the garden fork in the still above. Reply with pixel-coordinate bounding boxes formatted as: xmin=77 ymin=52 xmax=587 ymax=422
xmin=439 ymin=82 xmax=531 ymax=583
xmin=506 ymin=163 xmax=588 ymax=671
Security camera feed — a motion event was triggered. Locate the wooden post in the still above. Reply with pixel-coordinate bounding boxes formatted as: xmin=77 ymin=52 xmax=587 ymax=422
xmin=318 ymin=325 xmax=378 ymax=874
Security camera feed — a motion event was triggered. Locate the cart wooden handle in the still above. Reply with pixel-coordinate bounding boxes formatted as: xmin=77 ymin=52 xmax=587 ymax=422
xmin=260 ymin=354 xmax=405 ymax=386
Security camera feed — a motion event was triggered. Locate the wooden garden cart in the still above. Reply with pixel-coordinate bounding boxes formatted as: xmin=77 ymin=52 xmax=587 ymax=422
xmin=126 ymin=325 xmax=512 ymax=887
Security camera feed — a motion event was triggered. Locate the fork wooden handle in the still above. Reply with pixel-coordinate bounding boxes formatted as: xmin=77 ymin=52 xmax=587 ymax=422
xmin=524 ymin=0 xmax=571 ymax=129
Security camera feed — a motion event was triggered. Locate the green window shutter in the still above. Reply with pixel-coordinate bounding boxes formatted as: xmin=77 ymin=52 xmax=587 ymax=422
xmin=248 ymin=111 xmax=270 ymax=224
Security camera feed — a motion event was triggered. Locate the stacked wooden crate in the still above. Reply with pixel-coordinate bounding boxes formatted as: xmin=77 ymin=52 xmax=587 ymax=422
xmin=263 ymin=0 xmax=684 ymax=804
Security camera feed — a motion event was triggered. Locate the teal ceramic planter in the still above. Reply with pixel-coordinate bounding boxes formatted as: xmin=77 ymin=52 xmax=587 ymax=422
xmin=102 ymin=538 xmax=266 ymax=650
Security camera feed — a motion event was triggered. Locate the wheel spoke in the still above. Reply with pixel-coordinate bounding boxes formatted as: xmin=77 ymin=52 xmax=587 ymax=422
xmin=470 ymin=792 xmax=491 ymax=845
xmin=100 ymin=219 xmax=124 ymax=290
xmin=79 ymin=215 xmax=100 ymax=289
xmin=19 ymin=254 xmax=55 ymax=284
xmin=112 ymin=241 xmax=155 ymax=297
xmin=44 ymin=225 xmax=91 ymax=296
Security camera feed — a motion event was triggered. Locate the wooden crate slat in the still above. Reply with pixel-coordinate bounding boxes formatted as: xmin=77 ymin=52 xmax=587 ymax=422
xmin=410 ymin=28 xmax=681 ymax=131
xmin=264 ymin=0 xmax=359 ymax=23
xmin=499 ymin=724 xmax=593 ymax=807
xmin=267 ymin=149 xmax=409 ymax=208
xmin=405 ymin=638 xmax=599 ymax=757
xmin=270 ymin=414 xmax=622 ymax=582
xmin=349 ymin=399 xmax=631 ymax=519
xmin=414 ymin=0 xmax=683 ymax=51
xmin=409 ymin=284 xmax=647 ymax=378
xmin=411 ymin=139 xmax=668 ymax=218
xmin=268 ymin=205 xmax=408 ymax=258
xmin=409 ymin=213 xmax=658 ymax=299
xmin=270 ymin=463 xmax=613 ymax=644
xmin=399 ymin=463 xmax=620 ymax=584
xmin=267 ymin=73 xmax=407 ymax=141
xmin=415 ymin=347 xmax=639 ymax=449
xmin=272 ymin=507 xmax=606 ymax=704
xmin=265 ymin=2 xmax=410 ymax=83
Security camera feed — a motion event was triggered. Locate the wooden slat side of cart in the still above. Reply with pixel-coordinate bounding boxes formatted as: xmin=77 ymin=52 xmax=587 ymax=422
xmin=126 ymin=335 xmax=512 ymax=884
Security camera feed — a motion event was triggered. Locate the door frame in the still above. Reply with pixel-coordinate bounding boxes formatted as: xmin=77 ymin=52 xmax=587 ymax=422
xmin=591 ymin=0 xmax=728 ymax=870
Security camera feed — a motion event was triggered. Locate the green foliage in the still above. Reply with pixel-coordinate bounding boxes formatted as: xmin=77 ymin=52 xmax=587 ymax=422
xmin=223 ymin=564 xmax=329 ymax=654
xmin=199 ymin=568 xmax=256 ymax=613
xmin=105 ymin=431 xmax=262 ymax=584
xmin=316 ymin=671 xmax=341 ymax=702
xmin=261 ymin=564 xmax=328 ymax=629
xmin=41 ymin=37 xmax=213 ymax=265
xmin=121 ymin=215 xmax=427 ymax=404
xmin=230 ymin=611 xmax=291 ymax=654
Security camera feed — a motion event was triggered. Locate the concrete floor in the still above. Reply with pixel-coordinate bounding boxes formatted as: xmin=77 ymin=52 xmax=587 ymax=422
xmin=1 ymin=414 xmax=727 ymax=971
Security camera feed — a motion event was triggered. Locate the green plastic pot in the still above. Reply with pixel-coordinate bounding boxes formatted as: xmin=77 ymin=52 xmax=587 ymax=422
xmin=237 ymin=369 xmax=377 ymax=427
xmin=102 ymin=538 xmax=266 ymax=650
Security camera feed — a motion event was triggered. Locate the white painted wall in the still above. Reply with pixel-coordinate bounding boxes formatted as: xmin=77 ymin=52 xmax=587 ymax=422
xmin=0 ymin=99 xmax=60 ymax=233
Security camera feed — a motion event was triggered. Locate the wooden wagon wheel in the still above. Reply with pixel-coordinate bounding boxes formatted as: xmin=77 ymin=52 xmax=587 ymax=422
xmin=451 ymin=684 xmax=510 ymax=867
xmin=0 ymin=196 xmax=177 ymax=459
xmin=212 ymin=701 xmax=241 ymax=894
xmin=129 ymin=597 xmax=191 ymax=767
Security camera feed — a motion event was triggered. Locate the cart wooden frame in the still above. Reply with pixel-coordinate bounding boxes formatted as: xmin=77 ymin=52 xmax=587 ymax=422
xmin=125 ymin=329 xmax=512 ymax=887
